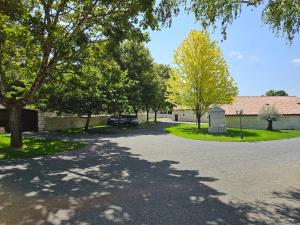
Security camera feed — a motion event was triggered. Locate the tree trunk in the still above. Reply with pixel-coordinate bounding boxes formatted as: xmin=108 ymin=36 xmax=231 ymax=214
xmin=154 ymin=110 xmax=157 ymax=122
xmin=84 ymin=113 xmax=92 ymax=131
xmin=9 ymin=104 xmax=23 ymax=148
xmin=118 ymin=112 xmax=122 ymax=126
xmin=146 ymin=109 xmax=149 ymax=123
xmin=267 ymin=120 xmax=273 ymax=131
xmin=134 ymin=110 xmax=138 ymax=118
xmin=196 ymin=111 xmax=201 ymax=130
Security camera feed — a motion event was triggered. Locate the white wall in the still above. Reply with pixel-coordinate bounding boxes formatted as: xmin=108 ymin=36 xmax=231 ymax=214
xmin=172 ymin=109 xmax=300 ymax=129
xmin=172 ymin=109 xmax=209 ymax=123
xmin=138 ymin=113 xmax=173 ymax=122
xmin=226 ymin=115 xmax=300 ymax=130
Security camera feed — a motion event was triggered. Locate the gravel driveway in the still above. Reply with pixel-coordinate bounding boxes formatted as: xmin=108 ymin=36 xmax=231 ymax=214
xmin=0 ymin=122 xmax=300 ymax=225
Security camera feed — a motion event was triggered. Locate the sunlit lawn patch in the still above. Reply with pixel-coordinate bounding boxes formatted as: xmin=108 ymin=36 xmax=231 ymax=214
xmin=56 ymin=125 xmax=115 ymax=135
xmin=165 ymin=123 xmax=300 ymax=142
xmin=0 ymin=135 xmax=86 ymax=160
xmin=55 ymin=122 xmax=159 ymax=135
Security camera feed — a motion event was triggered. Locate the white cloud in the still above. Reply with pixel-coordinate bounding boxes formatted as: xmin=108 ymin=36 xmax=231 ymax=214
xmin=291 ymin=58 xmax=300 ymax=65
xmin=229 ymin=51 xmax=261 ymax=62
xmin=248 ymin=56 xmax=260 ymax=62
xmin=229 ymin=51 xmax=244 ymax=60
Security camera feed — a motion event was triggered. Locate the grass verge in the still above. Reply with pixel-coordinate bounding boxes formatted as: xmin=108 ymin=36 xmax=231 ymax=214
xmin=165 ymin=123 xmax=300 ymax=142
xmin=55 ymin=122 xmax=159 ymax=135
xmin=0 ymin=135 xmax=86 ymax=160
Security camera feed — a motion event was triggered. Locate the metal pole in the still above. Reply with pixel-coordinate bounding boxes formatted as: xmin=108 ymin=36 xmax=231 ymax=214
xmin=240 ymin=113 xmax=243 ymax=139
xmin=236 ymin=109 xmax=243 ymax=139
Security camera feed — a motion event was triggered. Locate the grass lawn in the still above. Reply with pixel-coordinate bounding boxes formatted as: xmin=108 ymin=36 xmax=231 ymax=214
xmin=0 ymin=135 xmax=86 ymax=160
xmin=55 ymin=122 xmax=159 ymax=135
xmin=56 ymin=125 xmax=116 ymax=135
xmin=165 ymin=123 xmax=300 ymax=142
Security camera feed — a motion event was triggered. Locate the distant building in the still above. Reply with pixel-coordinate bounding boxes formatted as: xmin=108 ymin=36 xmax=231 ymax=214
xmin=223 ymin=96 xmax=300 ymax=130
xmin=172 ymin=107 xmax=209 ymax=123
xmin=172 ymin=96 xmax=300 ymax=130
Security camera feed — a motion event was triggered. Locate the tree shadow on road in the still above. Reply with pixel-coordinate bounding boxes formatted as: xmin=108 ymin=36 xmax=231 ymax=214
xmin=28 ymin=122 xmax=174 ymax=142
xmin=0 ymin=139 xmax=299 ymax=225
xmin=243 ymin=189 xmax=300 ymax=224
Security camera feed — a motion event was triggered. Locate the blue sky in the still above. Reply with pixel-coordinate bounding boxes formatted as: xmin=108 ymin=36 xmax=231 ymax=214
xmin=146 ymin=7 xmax=300 ymax=96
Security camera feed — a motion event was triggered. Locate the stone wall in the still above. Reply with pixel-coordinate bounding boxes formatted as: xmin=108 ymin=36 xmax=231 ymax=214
xmin=38 ymin=112 xmax=110 ymax=131
xmin=226 ymin=115 xmax=300 ymax=130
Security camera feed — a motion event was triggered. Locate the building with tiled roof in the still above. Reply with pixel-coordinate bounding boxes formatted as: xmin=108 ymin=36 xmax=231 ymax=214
xmin=221 ymin=96 xmax=300 ymax=116
xmin=172 ymin=96 xmax=300 ymax=130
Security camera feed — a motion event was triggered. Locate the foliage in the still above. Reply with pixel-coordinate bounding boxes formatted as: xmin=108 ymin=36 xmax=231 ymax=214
xmin=114 ymin=40 xmax=172 ymax=122
xmin=38 ymin=40 xmax=171 ymax=124
xmin=113 ymin=40 xmax=155 ymax=114
xmin=114 ymin=41 xmax=172 ymax=122
xmin=0 ymin=135 xmax=86 ymax=160
xmin=37 ymin=44 xmax=103 ymax=114
xmin=36 ymin=43 xmax=131 ymax=129
xmin=0 ymin=15 xmax=40 ymax=100
xmin=103 ymin=66 xmax=131 ymax=116
xmin=158 ymin=0 xmax=300 ymax=42
xmin=151 ymin=64 xmax=172 ymax=117
xmin=259 ymin=104 xmax=281 ymax=130
xmin=167 ymin=30 xmax=238 ymax=128
xmin=165 ymin=123 xmax=300 ymax=142
xmin=265 ymin=90 xmax=288 ymax=96
xmin=137 ymin=63 xmax=171 ymax=122
xmin=150 ymin=75 xmax=166 ymax=112
xmin=141 ymin=71 xmax=157 ymax=112
xmin=0 ymin=0 xmax=166 ymax=107
xmin=154 ymin=63 xmax=172 ymax=80
xmin=0 ymin=0 xmax=173 ymax=148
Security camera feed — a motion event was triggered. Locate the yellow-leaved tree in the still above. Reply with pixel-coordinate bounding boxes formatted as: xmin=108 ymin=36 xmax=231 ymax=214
xmin=167 ymin=30 xmax=238 ymax=129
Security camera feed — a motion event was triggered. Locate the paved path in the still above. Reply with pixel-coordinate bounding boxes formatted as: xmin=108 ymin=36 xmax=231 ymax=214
xmin=0 ymin=122 xmax=300 ymax=225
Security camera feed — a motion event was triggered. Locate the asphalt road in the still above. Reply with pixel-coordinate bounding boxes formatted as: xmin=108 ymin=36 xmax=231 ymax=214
xmin=0 ymin=122 xmax=300 ymax=225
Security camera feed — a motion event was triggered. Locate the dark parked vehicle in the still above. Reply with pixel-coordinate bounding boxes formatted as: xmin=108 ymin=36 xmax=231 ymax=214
xmin=107 ymin=115 xmax=139 ymax=127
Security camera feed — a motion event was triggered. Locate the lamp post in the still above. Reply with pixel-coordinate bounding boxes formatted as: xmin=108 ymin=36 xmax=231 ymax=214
xmin=236 ymin=109 xmax=243 ymax=139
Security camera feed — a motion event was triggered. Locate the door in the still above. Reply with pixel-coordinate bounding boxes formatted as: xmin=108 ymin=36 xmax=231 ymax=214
xmin=174 ymin=114 xmax=178 ymax=121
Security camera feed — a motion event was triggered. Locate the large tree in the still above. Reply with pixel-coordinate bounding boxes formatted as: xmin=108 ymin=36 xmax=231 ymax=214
xmin=0 ymin=0 xmax=171 ymax=148
xmin=151 ymin=64 xmax=172 ymax=122
xmin=150 ymin=75 xmax=165 ymax=123
xmin=113 ymin=40 xmax=155 ymax=117
xmin=36 ymin=43 xmax=126 ymax=131
xmin=114 ymin=42 xmax=172 ymax=123
xmin=103 ymin=67 xmax=131 ymax=124
xmin=158 ymin=0 xmax=300 ymax=42
xmin=167 ymin=30 xmax=238 ymax=129
xmin=141 ymin=71 xmax=157 ymax=123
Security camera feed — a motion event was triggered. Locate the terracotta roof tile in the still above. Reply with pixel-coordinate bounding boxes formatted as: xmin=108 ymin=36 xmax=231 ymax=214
xmin=221 ymin=96 xmax=300 ymax=115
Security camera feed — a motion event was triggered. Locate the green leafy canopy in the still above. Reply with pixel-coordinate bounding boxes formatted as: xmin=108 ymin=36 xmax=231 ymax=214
xmin=158 ymin=0 xmax=300 ymax=42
